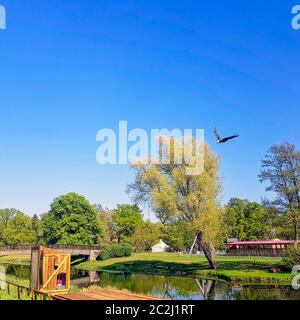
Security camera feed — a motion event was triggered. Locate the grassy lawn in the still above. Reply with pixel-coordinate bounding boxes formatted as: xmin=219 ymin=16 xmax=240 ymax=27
xmin=0 ymin=255 xmax=31 ymax=266
xmin=0 ymin=289 xmax=19 ymax=300
xmin=0 ymin=274 xmax=31 ymax=301
xmin=76 ymin=253 xmax=293 ymax=283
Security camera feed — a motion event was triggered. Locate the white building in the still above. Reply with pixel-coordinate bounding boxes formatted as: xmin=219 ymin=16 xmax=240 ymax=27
xmin=151 ymin=240 xmax=170 ymax=253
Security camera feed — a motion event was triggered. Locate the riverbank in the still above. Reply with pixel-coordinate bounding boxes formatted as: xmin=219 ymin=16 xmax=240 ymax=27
xmin=75 ymin=253 xmax=293 ymax=284
xmin=0 ymin=253 xmax=294 ymax=284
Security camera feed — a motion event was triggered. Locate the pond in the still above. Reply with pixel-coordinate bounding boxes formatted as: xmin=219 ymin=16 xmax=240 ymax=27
xmin=1 ymin=264 xmax=300 ymax=300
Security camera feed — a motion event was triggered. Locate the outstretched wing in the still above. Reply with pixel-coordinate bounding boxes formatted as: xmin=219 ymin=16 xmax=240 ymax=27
xmin=214 ymin=128 xmax=222 ymax=141
xmin=221 ymin=135 xmax=239 ymax=143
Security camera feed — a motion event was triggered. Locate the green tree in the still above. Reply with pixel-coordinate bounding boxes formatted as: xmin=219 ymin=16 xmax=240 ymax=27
xmin=259 ymin=143 xmax=300 ymax=240
xmin=0 ymin=208 xmax=16 ymax=228
xmin=223 ymin=198 xmax=272 ymax=241
xmin=261 ymin=200 xmax=284 ymax=239
xmin=3 ymin=212 xmax=37 ymax=245
xmin=41 ymin=193 xmax=103 ymax=245
xmin=0 ymin=209 xmax=17 ymax=245
xmin=161 ymin=222 xmax=194 ymax=251
xmin=31 ymin=214 xmax=42 ymax=244
xmin=113 ymin=204 xmax=144 ymax=243
xmin=128 ymin=138 xmax=222 ymax=269
xmin=94 ymin=204 xmax=117 ymax=244
xmin=130 ymin=221 xmax=161 ymax=251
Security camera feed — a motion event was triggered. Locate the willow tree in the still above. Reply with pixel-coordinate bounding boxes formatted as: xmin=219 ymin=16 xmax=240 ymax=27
xmin=128 ymin=137 xmax=222 ymax=269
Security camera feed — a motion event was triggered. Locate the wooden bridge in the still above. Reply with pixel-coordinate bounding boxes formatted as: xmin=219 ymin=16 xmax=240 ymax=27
xmin=0 ymin=245 xmax=102 ymax=261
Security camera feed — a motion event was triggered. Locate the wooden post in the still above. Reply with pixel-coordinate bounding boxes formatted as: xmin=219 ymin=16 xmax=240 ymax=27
xmin=17 ymin=286 xmax=21 ymax=300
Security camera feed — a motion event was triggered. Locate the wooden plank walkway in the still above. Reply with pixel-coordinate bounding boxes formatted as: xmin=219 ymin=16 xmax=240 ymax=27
xmin=53 ymin=289 xmax=165 ymax=300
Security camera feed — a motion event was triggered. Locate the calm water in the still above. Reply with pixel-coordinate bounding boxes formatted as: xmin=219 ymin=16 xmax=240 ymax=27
xmin=2 ymin=264 xmax=300 ymax=300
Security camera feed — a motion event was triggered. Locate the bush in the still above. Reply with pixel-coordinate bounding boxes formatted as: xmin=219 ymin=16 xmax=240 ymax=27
xmin=121 ymin=243 xmax=133 ymax=256
xmin=282 ymin=245 xmax=300 ymax=271
xmin=98 ymin=250 xmax=110 ymax=261
xmin=110 ymin=244 xmax=126 ymax=257
xmin=99 ymin=243 xmax=133 ymax=259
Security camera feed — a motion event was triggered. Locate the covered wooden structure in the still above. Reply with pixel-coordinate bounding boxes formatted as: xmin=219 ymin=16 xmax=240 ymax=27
xmin=30 ymin=246 xmax=71 ymax=294
xmin=226 ymin=240 xmax=300 ymax=257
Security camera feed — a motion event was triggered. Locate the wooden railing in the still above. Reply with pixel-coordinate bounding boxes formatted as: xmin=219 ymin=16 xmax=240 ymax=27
xmin=227 ymin=248 xmax=286 ymax=257
xmin=0 ymin=279 xmax=52 ymax=300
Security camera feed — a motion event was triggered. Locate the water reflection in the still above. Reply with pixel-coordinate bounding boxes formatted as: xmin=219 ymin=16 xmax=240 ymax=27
xmin=2 ymin=264 xmax=31 ymax=280
xmin=86 ymin=272 xmax=300 ymax=300
xmin=71 ymin=269 xmax=100 ymax=286
xmin=2 ymin=263 xmax=300 ymax=300
xmin=195 ymin=279 xmax=216 ymax=300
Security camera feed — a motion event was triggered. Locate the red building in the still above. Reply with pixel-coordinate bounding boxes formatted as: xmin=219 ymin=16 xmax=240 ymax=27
xmin=226 ymin=239 xmax=300 ymax=257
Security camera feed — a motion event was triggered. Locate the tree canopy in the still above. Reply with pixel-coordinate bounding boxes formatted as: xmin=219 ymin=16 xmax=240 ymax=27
xmin=94 ymin=204 xmax=117 ymax=244
xmin=41 ymin=193 xmax=103 ymax=245
xmin=223 ymin=198 xmax=273 ymax=241
xmin=130 ymin=221 xmax=161 ymax=251
xmin=113 ymin=204 xmax=144 ymax=243
xmin=0 ymin=209 xmax=37 ymax=246
xmin=259 ymin=143 xmax=300 ymax=240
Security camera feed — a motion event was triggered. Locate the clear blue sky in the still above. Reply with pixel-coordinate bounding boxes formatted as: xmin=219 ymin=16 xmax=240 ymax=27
xmin=0 ymin=0 xmax=299 ymax=218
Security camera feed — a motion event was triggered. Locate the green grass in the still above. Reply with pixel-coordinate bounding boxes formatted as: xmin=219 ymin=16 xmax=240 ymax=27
xmin=0 ymin=289 xmax=19 ymax=300
xmin=76 ymin=253 xmax=293 ymax=284
xmin=0 ymin=274 xmax=31 ymax=301
xmin=0 ymin=255 xmax=31 ymax=266
xmin=0 ymin=256 xmax=32 ymax=300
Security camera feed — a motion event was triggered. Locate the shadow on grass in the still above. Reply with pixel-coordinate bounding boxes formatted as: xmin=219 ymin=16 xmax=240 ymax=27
xmin=215 ymin=260 xmax=282 ymax=271
xmin=94 ymin=259 xmax=280 ymax=275
xmin=96 ymin=260 xmax=204 ymax=275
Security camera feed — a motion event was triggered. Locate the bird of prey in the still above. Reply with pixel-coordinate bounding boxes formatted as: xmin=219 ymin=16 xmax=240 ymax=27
xmin=214 ymin=128 xmax=239 ymax=144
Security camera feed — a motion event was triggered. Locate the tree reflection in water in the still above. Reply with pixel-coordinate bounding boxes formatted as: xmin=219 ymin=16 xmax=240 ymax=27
xmin=164 ymin=279 xmax=217 ymax=300
xmin=195 ymin=279 xmax=216 ymax=300
xmin=3 ymin=264 xmax=300 ymax=300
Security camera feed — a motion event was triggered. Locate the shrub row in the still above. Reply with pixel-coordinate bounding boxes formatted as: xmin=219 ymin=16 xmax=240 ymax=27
xmin=98 ymin=243 xmax=133 ymax=260
xmin=282 ymin=245 xmax=300 ymax=271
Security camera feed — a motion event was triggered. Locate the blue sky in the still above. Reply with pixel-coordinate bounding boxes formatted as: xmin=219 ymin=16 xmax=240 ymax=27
xmin=0 ymin=0 xmax=299 ymax=218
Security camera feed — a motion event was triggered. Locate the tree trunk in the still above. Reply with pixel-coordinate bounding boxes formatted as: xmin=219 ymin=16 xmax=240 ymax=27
xmin=196 ymin=231 xmax=219 ymax=270
xmin=294 ymin=223 xmax=298 ymax=241
xmin=292 ymin=212 xmax=299 ymax=241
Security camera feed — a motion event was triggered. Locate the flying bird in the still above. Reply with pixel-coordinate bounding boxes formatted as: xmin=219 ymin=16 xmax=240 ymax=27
xmin=214 ymin=128 xmax=239 ymax=144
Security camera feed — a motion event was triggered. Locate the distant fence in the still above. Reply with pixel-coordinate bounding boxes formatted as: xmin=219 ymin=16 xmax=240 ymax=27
xmin=227 ymin=248 xmax=286 ymax=257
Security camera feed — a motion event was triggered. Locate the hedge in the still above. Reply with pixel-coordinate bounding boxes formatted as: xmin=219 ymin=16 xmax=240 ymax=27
xmin=98 ymin=250 xmax=110 ymax=261
xmin=98 ymin=243 xmax=133 ymax=260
